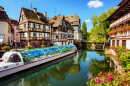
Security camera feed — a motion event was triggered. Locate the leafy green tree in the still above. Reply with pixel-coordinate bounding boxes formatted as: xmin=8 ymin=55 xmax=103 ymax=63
xmin=89 ymin=8 xmax=116 ymax=44
xmin=81 ymin=21 xmax=87 ymax=40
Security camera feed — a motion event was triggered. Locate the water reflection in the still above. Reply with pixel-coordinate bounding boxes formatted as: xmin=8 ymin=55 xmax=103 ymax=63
xmin=1 ymin=50 xmax=117 ymax=86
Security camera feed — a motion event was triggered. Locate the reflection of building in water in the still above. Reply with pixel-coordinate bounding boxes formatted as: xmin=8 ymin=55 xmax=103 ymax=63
xmin=6 ymin=78 xmax=24 ymax=86
xmin=74 ymin=51 xmax=82 ymax=64
xmin=105 ymin=57 xmax=117 ymax=74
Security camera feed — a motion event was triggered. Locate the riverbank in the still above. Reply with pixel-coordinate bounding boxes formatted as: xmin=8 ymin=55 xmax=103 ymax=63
xmin=87 ymin=46 xmax=130 ymax=85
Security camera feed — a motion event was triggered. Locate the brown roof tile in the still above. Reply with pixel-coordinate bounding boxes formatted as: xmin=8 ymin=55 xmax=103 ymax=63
xmin=65 ymin=14 xmax=80 ymax=26
xmin=22 ymin=7 xmax=49 ymax=24
xmin=49 ymin=15 xmax=64 ymax=27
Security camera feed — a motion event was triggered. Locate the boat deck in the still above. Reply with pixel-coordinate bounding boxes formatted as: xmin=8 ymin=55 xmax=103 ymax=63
xmin=0 ymin=62 xmax=17 ymax=71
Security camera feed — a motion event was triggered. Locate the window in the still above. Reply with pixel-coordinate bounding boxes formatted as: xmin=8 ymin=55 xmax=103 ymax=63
xmin=75 ymin=26 xmax=78 ymax=28
xmin=33 ymin=42 xmax=35 ymax=45
xmin=41 ymin=25 xmax=43 ymax=29
xmin=46 ymin=26 xmax=50 ymax=30
xmin=8 ymin=54 xmax=21 ymax=62
xmin=75 ymin=30 xmax=77 ymax=32
xmin=10 ymin=20 xmax=11 ymax=23
xmin=33 ymin=33 xmax=36 ymax=37
xmin=16 ymin=27 xmax=18 ymax=30
xmin=75 ymin=34 xmax=77 ymax=37
xmin=42 ymin=33 xmax=45 ymax=37
xmin=45 ymin=33 xmax=47 ymax=37
xmin=66 ymin=17 xmax=68 ymax=18
xmin=71 ymin=16 xmax=73 ymax=18
xmin=25 ymin=32 xmax=28 ymax=37
xmin=21 ymin=15 xmax=24 ymax=20
xmin=16 ymin=37 xmax=19 ymax=41
xmin=71 ymin=22 xmax=73 ymax=24
xmin=16 ymin=32 xmax=19 ymax=36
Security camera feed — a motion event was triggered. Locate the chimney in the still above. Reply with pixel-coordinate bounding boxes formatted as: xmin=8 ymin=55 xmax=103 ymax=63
xmin=34 ymin=8 xmax=37 ymax=13
xmin=43 ymin=12 xmax=47 ymax=18
xmin=0 ymin=6 xmax=4 ymax=11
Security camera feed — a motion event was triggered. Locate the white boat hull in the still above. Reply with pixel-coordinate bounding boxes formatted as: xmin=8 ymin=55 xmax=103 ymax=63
xmin=0 ymin=50 xmax=75 ymax=78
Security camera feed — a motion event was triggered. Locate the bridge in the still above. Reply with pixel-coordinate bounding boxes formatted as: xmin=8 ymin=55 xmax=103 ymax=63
xmin=74 ymin=40 xmax=105 ymax=50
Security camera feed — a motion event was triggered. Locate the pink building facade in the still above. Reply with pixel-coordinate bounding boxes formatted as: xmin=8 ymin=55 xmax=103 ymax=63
xmin=9 ymin=18 xmax=20 ymax=43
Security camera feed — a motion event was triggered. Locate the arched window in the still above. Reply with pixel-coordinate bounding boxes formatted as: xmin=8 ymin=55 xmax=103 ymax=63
xmin=8 ymin=54 xmax=21 ymax=62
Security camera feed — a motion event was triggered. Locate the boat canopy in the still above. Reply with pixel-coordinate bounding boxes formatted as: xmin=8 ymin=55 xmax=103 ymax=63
xmin=19 ymin=45 xmax=77 ymax=64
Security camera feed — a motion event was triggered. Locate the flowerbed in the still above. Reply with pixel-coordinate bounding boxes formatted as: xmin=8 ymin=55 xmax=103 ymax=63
xmin=87 ymin=71 xmax=130 ymax=86
xmin=87 ymin=46 xmax=130 ymax=85
xmin=108 ymin=26 xmax=130 ymax=35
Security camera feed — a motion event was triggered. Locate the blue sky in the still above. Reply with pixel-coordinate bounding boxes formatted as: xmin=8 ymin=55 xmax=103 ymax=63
xmin=0 ymin=0 xmax=122 ymax=31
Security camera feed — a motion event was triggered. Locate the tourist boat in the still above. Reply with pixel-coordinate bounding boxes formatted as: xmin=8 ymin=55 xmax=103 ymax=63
xmin=0 ymin=45 xmax=77 ymax=78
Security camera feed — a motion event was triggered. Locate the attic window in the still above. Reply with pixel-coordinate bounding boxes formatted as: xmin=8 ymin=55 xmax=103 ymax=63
xmin=21 ymin=15 xmax=24 ymax=20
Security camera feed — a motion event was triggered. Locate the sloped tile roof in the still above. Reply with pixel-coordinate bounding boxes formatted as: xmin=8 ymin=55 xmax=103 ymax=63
xmin=22 ymin=7 xmax=49 ymax=24
xmin=49 ymin=15 xmax=64 ymax=27
xmin=65 ymin=14 xmax=80 ymax=26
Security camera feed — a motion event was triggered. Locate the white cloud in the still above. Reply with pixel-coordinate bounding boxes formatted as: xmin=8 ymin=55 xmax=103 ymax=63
xmin=85 ymin=20 xmax=90 ymax=23
xmin=87 ymin=0 xmax=103 ymax=8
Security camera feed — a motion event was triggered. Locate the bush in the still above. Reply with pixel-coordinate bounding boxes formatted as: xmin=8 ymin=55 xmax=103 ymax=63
xmin=2 ymin=46 xmax=10 ymax=52
xmin=25 ymin=45 xmax=33 ymax=49
xmin=41 ymin=44 xmax=46 ymax=48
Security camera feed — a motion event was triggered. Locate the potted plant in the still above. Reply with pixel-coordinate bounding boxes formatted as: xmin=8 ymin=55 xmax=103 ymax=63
xmin=41 ymin=44 xmax=46 ymax=48
xmin=25 ymin=45 xmax=33 ymax=49
xmin=2 ymin=46 xmax=10 ymax=52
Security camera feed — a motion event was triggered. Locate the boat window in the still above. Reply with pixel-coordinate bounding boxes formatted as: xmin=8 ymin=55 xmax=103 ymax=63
xmin=8 ymin=54 xmax=21 ymax=62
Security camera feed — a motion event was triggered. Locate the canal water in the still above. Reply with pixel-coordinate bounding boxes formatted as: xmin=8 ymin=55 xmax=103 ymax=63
xmin=0 ymin=50 xmax=114 ymax=86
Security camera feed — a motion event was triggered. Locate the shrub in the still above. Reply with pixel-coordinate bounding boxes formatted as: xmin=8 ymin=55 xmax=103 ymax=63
xmin=2 ymin=46 xmax=10 ymax=52
xmin=25 ymin=45 xmax=33 ymax=49
xmin=41 ymin=44 xmax=46 ymax=48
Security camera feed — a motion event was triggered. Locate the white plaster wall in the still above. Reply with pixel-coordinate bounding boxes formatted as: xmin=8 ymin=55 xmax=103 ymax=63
xmin=0 ymin=21 xmax=11 ymax=44
xmin=53 ymin=42 xmax=62 ymax=46
xmin=110 ymin=39 xmax=112 ymax=46
xmin=119 ymin=40 xmax=122 ymax=46
xmin=126 ymin=40 xmax=130 ymax=49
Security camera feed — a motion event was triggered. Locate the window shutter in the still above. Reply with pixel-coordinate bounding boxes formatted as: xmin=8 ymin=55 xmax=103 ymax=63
xmin=36 ymin=33 xmax=38 ymax=37
xmin=31 ymin=23 xmax=33 ymax=28
xmin=42 ymin=33 xmax=44 ymax=37
xmin=25 ymin=32 xmax=27 ymax=37
xmin=22 ymin=24 xmax=24 ymax=28
xmin=45 ymin=33 xmax=47 ymax=37
xmin=31 ymin=32 xmax=33 ymax=37
xmin=35 ymin=23 xmax=37 ymax=28
xmin=46 ymin=26 xmax=50 ymax=30
xmin=41 ymin=25 xmax=43 ymax=29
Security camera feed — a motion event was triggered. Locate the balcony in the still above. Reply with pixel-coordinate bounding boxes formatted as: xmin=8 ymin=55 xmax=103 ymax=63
xmin=19 ymin=28 xmax=28 ymax=32
xmin=52 ymin=31 xmax=68 ymax=35
xmin=21 ymin=37 xmax=26 ymax=40
xmin=51 ymin=38 xmax=67 ymax=42
xmin=110 ymin=12 xmax=130 ymax=28
xmin=19 ymin=28 xmax=50 ymax=33
xmin=29 ymin=28 xmax=50 ymax=32
xmin=30 ymin=37 xmax=50 ymax=40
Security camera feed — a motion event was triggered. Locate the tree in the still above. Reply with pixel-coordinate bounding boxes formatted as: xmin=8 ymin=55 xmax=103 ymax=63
xmin=81 ymin=21 xmax=87 ymax=40
xmin=89 ymin=8 xmax=116 ymax=43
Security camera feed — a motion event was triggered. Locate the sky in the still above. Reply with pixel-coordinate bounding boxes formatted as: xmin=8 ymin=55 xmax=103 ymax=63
xmin=0 ymin=0 xmax=122 ymax=31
